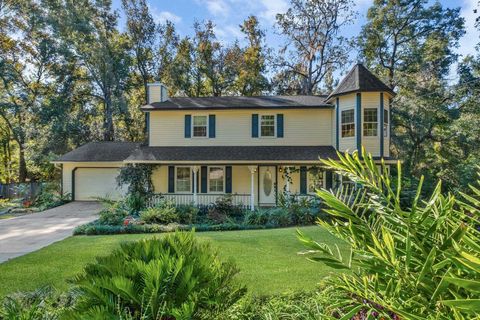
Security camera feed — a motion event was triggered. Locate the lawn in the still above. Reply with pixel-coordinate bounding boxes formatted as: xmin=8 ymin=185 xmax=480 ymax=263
xmin=0 ymin=226 xmax=348 ymax=297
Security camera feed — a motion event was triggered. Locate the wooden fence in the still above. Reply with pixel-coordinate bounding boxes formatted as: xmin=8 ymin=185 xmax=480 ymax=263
xmin=0 ymin=182 xmax=44 ymax=200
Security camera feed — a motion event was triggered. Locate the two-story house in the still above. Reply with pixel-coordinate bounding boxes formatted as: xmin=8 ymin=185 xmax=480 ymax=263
xmin=54 ymin=63 xmax=395 ymax=209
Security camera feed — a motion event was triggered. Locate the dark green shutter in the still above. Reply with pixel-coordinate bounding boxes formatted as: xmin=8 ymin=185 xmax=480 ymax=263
xmin=209 ymin=115 xmax=216 ymax=138
xmin=300 ymin=166 xmax=307 ymax=194
xmin=225 ymin=166 xmax=232 ymax=193
xmin=168 ymin=166 xmax=175 ymax=193
xmin=252 ymin=114 xmax=258 ymax=137
xmin=184 ymin=115 xmax=191 ymax=138
xmin=326 ymin=170 xmax=333 ymax=190
xmin=277 ymin=114 xmax=284 ymax=137
xmin=201 ymin=166 xmax=207 ymax=193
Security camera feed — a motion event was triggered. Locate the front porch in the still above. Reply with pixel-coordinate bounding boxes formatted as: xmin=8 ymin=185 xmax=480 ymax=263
xmin=148 ymin=164 xmax=333 ymax=210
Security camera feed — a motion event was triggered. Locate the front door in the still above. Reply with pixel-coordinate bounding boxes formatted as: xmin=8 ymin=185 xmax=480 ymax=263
xmin=259 ymin=166 xmax=276 ymax=205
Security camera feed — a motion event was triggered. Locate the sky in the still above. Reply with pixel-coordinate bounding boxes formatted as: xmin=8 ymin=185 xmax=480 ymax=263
xmin=112 ymin=0 xmax=479 ymax=78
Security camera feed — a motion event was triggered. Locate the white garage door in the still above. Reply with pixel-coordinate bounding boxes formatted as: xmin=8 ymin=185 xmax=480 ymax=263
xmin=75 ymin=168 xmax=126 ymax=201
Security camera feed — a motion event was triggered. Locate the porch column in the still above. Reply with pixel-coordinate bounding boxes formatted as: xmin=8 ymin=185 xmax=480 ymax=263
xmin=192 ymin=166 xmax=199 ymax=206
xmin=248 ymin=166 xmax=257 ymax=211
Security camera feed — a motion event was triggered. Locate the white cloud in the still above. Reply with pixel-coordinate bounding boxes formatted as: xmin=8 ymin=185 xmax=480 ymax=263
xmin=197 ymin=0 xmax=231 ymax=17
xmin=259 ymin=0 xmax=288 ymax=23
xmin=150 ymin=8 xmax=182 ymax=24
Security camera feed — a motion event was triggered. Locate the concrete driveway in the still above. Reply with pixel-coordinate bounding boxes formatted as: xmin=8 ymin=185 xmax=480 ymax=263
xmin=0 ymin=201 xmax=101 ymax=263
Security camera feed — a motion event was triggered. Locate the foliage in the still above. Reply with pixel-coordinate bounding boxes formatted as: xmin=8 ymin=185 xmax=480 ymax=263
xmin=97 ymin=201 xmax=130 ymax=226
xmin=139 ymin=200 xmax=178 ymax=224
xmin=274 ymin=0 xmax=355 ymax=94
xmin=207 ymin=194 xmax=245 ymax=223
xmin=0 ymin=287 xmax=75 ymax=320
xmin=32 ymin=182 xmax=70 ymax=211
xmin=299 ymin=150 xmax=480 ymax=319
xmin=176 ymin=204 xmax=200 ymax=224
xmin=210 ymin=286 xmax=341 ymax=319
xmin=117 ymin=164 xmax=157 ymax=200
xmin=66 ymin=232 xmax=246 ymax=319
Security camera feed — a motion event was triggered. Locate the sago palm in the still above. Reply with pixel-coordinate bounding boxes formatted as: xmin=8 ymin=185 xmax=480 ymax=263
xmin=298 ymin=149 xmax=480 ymax=319
xmin=64 ymin=231 xmax=245 ymax=319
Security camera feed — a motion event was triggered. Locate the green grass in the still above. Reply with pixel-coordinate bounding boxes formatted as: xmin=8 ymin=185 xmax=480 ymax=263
xmin=0 ymin=226 xmax=348 ymax=297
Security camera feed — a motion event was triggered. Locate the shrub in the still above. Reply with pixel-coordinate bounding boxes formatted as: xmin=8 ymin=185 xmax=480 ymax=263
xmin=299 ymin=150 xmax=480 ymax=318
xmin=244 ymin=209 xmax=269 ymax=225
xmin=176 ymin=204 xmax=199 ymax=224
xmin=0 ymin=287 xmax=76 ymax=320
xmin=124 ymin=191 xmax=146 ymax=214
xmin=139 ymin=200 xmax=178 ymax=224
xmin=207 ymin=195 xmax=244 ymax=223
xmin=33 ymin=182 xmax=69 ymax=211
xmin=66 ymin=232 xmax=245 ymax=319
xmin=208 ymin=286 xmax=340 ymax=319
xmin=265 ymin=207 xmax=291 ymax=227
xmin=98 ymin=201 xmax=129 ymax=225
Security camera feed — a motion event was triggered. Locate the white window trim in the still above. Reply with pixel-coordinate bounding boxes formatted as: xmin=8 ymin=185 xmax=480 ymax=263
xmin=207 ymin=165 xmax=226 ymax=194
xmin=191 ymin=114 xmax=209 ymax=139
xmin=175 ymin=166 xmax=192 ymax=194
xmin=259 ymin=114 xmax=276 ymax=138
xmin=363 ymin=108 xmax=379 ymax=137
xmin=341 ymin=109 xmax=355 ymax=138
xmin=307 ymin=168 xmax=326 ymax=195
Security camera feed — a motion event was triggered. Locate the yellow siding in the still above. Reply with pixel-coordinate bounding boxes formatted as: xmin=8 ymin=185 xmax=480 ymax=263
xmin=149 ymin=109 xmax=333 ymax=147
xmin=62 ymin=162 xmax=124 ymax=198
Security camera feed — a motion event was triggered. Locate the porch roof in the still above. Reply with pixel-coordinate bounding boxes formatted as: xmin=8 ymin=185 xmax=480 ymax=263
xmin=124 ymin=145 xmax=339 ymax=163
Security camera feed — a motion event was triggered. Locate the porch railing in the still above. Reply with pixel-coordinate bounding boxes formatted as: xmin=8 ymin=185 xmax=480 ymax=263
xmin=148 ymin=193 xmax=251 ymax=208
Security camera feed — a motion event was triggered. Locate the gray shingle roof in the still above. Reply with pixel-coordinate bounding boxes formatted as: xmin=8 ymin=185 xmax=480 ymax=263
xmin=141 ymin=95 xmax=332 ymax=111
xmin=327 ymin=64 xmax=394 ymax=99
xmin=125 ymin=146 xmax=339 ymax=162
xmin=55 ymin=142 xmax=141 ymax=162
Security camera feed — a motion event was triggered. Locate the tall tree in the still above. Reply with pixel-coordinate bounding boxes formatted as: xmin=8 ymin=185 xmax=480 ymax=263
xmin=274 ymin=0 xmax=355 ymax=95
xmin=0 ymin=0 xmax=55 ymax=182
xmin=48 ymin=0 xmax=131 ymax=141
xmin=359 ymin=0 xmax=464 ymax=89
xmin=122 ymin=0 xmax=156 ymax=104
xmin=194 ymin=20 xmax=240 ymax=96
xmin=237 ymin=15 xmax=269 ymax=96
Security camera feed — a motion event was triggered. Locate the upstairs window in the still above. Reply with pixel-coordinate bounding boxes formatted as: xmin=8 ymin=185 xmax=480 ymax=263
xmin=260 ymin=115 xmax=275 ymax=137
xmin=192 ymin=115 xmax=207 ymax=137
xmin=383 ymin=109 xmax=389 ymax=137
xmin=341 ymin=109 xmax=355 ymax=138
xmin=176 ymin=167 xmax=191 ymax=193
xmin=208 ymin=167 xmax=224 ymax=193
xmin=363 ymin=108 xmax=378 ymax=137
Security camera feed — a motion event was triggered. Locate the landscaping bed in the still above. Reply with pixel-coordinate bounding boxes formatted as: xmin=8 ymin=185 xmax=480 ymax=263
xmin=74 ymin=193 xmax=328 ymax=235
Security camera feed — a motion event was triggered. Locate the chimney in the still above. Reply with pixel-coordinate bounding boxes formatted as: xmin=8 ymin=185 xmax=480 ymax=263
xmin=147 ymin=83 xmax=169 ymax=104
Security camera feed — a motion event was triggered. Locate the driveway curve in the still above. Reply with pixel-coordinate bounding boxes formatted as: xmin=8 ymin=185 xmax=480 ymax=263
xmin=0 ymin=201 xmax=100 ymax=263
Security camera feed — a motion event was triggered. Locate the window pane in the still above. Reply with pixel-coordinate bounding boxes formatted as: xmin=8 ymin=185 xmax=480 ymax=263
xmin=209 ymin=167 xmax=224 ymax=192
xmin=260 ymin=115 xmax=275 ymax=137
xmin=193 ymin=126 xmax=207 ymax=137
xmin=176 ymin=167 xmax=191 ymax=192
xmin=193 ymin=116 xmax=207 ymax=126
xmin=383 ymin=109 xmax=389 ymax=137
xmin=341 ymin=109 xmax=355 ymax=138
xmin=363 ymin=108 xmax=378 ymax=137
xmin=308 ymin=171 xmax=324 ymax=193
xmin=192 ymin=116 xmax=207 ymax=137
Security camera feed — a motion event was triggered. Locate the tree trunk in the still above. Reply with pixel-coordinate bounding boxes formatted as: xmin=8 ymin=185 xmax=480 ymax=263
xmin=103 ymin=94 xmax=115 ymax=141
xmin=18 ymin=139 xmax=27 ymax=182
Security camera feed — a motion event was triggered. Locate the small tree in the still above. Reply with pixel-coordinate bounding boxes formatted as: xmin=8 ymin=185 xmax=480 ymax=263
xmin=117 ymin=164 xmax=156 ymax=201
